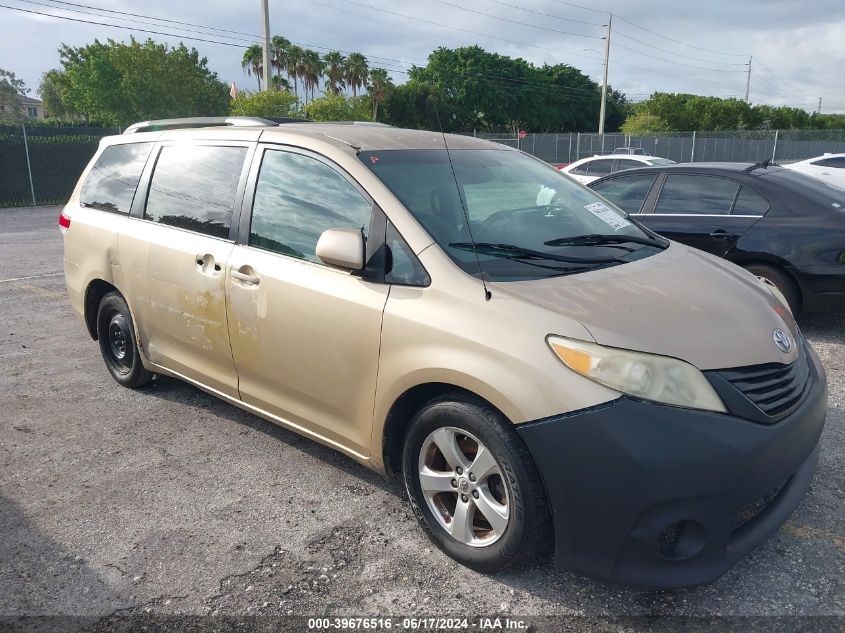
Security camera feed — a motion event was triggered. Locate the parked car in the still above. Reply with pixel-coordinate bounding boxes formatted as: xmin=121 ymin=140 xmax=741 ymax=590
xmin=783 ymin=153 xmax=845 ymax=189
xmin=562 ymin=154 xmax=675 ymax=184
xmin=589 ymin=162 xmax=845 ymax=314
xmin=613 ymin=147 xmax=647 ymax=155
xmin=62 ymin=118 xmax=826 ymax=588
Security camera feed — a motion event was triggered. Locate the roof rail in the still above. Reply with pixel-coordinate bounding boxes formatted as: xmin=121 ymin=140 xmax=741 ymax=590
xmin=123 ymin=116 xmax=279 ymax=134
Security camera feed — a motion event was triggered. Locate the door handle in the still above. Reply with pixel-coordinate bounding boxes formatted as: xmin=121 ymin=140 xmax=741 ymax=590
xmin=196 ymin=254 xmax=222 ymax=274
xmin=709 ymin=229 xmax=730 ymax=238
xmin=231 ymin=267 xmax=260 ymax=285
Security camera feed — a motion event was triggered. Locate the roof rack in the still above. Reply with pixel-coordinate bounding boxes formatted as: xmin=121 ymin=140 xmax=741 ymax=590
xmin=123 ymin=116 xmax=280 ymax=134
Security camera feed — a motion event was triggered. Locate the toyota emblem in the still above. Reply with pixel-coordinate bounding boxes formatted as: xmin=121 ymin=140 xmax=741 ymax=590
xmin=773 ymin=329 xmax=792 ymax=353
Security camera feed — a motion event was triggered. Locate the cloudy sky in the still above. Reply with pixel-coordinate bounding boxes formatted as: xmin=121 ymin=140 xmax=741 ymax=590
xmin=2 ymin=0 xmax=844 ymax=114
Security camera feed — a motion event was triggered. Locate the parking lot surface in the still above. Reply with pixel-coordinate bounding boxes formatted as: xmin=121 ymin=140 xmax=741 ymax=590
xmin=1 ymin=207 xmax=843 ymax=629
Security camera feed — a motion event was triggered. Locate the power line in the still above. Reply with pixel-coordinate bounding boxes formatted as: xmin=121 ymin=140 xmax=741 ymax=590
xmin=611 ymin=40 xmax=747 ymax=73
xmin=481 ymin=0 xmax=604 ymax=27
xmin=426 ymin=0 xmax=602 ymax=39
xmin=611 ymin=13 xmax=748 ymax=58
xmin=611 ymin=28 xmax=747 ymax=67
xmin=332 ymin=0 xmax=604 ymax=63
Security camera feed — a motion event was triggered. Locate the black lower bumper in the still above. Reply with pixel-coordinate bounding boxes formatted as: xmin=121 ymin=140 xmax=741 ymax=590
xmin=517 ymin=344 xmax=827 ymax=588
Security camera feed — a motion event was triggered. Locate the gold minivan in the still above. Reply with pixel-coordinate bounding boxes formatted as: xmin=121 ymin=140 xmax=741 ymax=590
xmin=62 ymin=118 xmax=827 ymax=588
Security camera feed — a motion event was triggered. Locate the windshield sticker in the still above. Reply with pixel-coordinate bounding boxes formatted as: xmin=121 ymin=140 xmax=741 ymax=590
xmin=584 ymin=202 xmax=632 ymax=231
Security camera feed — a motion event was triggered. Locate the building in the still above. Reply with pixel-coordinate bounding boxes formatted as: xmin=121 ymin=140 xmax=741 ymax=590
xmin=0 ymin=94 xmax=45 ymax=120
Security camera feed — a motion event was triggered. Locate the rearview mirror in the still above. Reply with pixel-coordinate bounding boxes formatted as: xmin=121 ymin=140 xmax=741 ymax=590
xmin=316 ymin=227 xmax=365 ymax=271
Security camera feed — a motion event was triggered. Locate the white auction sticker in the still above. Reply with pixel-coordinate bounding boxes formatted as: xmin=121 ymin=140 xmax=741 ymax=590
xmin=584 ymin=202 xmax=632 ymax=230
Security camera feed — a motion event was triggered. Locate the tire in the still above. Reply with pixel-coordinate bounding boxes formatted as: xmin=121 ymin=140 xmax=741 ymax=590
xmin=401 ymin=395 xmax=550 ymax=573
xmin=744 ymin=263 xmax=801 ymax=314
xmin=96 ymin=291 xmax=152 ymax=388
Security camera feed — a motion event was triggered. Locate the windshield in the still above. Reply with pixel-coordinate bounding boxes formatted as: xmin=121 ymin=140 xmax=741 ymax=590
xmin=360 ymin=149 xmax=665 ymax=281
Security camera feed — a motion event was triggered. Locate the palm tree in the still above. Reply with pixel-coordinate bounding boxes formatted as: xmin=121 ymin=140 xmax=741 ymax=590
xmin=301 ymin=49 xmax=324 ymax=104
xmin=241 ymin=44 xmax=264 ymax=90
xmin=368 ymin=68 xmax=394 ymax=121
xmin=285 ymin=44 xmax=304 ymax=99
xmin=344 ymin=52 xmax=369 ymax=97
xmin=270 ymin=35 xmax=291 ymax=91
xmin=323 ymin=51 xmax=346 ymax=96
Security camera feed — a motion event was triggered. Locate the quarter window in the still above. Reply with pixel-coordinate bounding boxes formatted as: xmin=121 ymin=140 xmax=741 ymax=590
xmin=655 ymin=174 xmax=739 ymax=215
xmin=145 ymin=145 xmax=247 ymax=239
xmin=386 ymin=222 xmax=429 ymax=286
xmin=590 ymin=173 xmax=656 ymax=214
xmin=732 ymin=186 xmax=770 ymax=216
xmin=80 ymin=143 xmax=153 ymax=214
xmin=250 ymin=150 xmax=372 ymax=263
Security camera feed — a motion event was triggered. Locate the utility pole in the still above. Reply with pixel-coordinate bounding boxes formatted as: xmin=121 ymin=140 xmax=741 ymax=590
xmin=744 ymin=56 xmax=752 ymax=103
xmin=598 ymin=14 xmax=612 ymax=135
xmin=817 ymin=97 xmax=823 ymax=113
xmin=261 ymin=0 xmax=272 ymax=91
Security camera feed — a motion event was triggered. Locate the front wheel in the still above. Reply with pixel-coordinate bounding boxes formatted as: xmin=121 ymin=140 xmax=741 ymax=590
xmin=744 ymin=264 xmax=801 ymax=314
xmin=96 ymin=291 xmax=152 ymax=388
xmin=401 ymin=396 xmax=550 ymax=573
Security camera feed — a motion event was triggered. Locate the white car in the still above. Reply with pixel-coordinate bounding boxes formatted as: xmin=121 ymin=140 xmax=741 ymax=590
xmin=783 ymin=153 xmax=845 ymax=189
xmin=561 ymin=154 xmax=675 ymax=185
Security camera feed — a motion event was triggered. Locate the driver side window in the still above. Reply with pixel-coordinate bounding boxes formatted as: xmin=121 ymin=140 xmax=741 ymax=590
xmin=249 ymin=150 xmax=373 ymax=263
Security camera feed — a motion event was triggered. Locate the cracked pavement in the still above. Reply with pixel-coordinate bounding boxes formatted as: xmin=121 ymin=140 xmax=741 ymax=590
xmin=0 ymin=207 xmax=843 ymax=629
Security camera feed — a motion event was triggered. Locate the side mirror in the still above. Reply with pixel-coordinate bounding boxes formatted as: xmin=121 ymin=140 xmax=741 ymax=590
xmin=316 ymin=227 xmax=365 ymax=271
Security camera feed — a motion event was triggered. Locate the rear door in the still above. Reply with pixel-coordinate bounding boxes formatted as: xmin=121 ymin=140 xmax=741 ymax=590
xmin=640 ymin=173 xmax=766 ymax=256
xmin=225 ymin=145 xmax=390 ymax=456
xmin=120 ymin=140 xmax=253 ymax=397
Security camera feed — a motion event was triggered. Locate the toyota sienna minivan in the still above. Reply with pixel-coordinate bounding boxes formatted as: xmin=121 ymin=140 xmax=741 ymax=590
xmin=62 ymin=117 xmax=827 ymax=588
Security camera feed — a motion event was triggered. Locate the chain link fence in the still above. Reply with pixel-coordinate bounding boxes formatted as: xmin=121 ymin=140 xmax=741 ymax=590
xmin=0 ymin=124 xmax=119 ymax=208
xmin=473 ymin=129 xmax=845 ymax=165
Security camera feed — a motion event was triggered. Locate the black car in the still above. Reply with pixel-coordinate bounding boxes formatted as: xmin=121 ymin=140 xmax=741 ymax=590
xmin=589 ymin=162 xmax=845 ymax=313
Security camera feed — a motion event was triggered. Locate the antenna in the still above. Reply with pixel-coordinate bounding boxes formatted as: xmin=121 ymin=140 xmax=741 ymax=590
xmin=431 ymin=102 xmax=492 ymax=301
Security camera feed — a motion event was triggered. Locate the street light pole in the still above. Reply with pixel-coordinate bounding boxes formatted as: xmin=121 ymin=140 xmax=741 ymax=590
xmin=598 ymin=14 xmax=612 ymax=135
xmin=261 ymin=0 xmax=272 ymax=91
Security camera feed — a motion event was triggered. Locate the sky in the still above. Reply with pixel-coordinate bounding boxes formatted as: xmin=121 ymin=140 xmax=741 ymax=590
xmin=1 ymin=0 xmax=844 ymax=114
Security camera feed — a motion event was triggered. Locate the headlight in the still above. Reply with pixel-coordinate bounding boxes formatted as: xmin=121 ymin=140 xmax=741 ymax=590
xmin=548 ymin=336 xmax=727 ymax=413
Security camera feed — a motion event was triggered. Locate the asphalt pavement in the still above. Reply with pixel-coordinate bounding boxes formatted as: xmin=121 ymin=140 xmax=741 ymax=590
xmin=0 ymin=206 xmax=842 ymax=631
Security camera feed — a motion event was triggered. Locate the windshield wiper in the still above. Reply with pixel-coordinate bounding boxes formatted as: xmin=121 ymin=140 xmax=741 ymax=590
xmin=449 ymin=242 xmax=622 ymax=264
xmin=544 ymin=233 xmax=668 ymax=249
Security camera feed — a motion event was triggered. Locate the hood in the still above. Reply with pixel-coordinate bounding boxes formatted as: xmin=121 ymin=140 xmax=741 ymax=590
xmin=490 ymin=243 xmax=800 ymax=371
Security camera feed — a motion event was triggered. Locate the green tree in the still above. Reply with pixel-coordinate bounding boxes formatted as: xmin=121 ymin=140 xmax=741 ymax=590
xmin=242 ymin=44 xmax=264 ymax=91
xmin=285 ymin=44 xmax=305 ymax=99
xmin=368 ymin=68 xmax=393 ymax=121
xmin=301 ymin=49 xmax=324 ymax=103
xmin=0 ymin=68 xmax=28 ymax=121
xmin=621 ymin=111 xmax=671 ymax=135
xmin=270 ymin=35 xmax=291 ymax=90
xmin=38 ymin=69 xmax=77 ymax=119
xmin=345 ymin=52 xmax=369 ymax=97
xmin=323 ymin=51 xmax=346 ymax=96
xmin=304 ymin=94 xmax=371 ymax=121
xmin=230 ymin=90 xmax=301 ymax=118
xmin=57 ymin=38 xmax=228 ymax=127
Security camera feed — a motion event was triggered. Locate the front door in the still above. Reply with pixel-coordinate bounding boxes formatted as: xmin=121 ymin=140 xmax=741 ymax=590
xmin=226 ymin=147 xmax=389 ymax=456
xmin=120 ymin=142 xmax=251 ymax=397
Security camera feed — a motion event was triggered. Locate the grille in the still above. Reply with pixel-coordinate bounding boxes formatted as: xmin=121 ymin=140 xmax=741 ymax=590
xmin=717 ymin=343 xmax=810 ymax=418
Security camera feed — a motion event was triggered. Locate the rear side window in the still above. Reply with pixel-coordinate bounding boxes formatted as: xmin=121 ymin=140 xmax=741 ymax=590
xmin=586 ymin=159 xmax=613 ymax=177
xmin=614 ymin=159 xmax=644 ymax=172
xmin=732 ymin=186 xmax=770 ymax=216
xmin=591 ymin=173 xmax=656 ymax=214
xmin=145 ymin=145 xmax=247 ymax=239
xmin=80 ymin=143 xmax=152 ymax=214
xmin=655 ymin=174 xmax=739 ymax=215
xmin=249 ymin=150 xmax=372 ymax=263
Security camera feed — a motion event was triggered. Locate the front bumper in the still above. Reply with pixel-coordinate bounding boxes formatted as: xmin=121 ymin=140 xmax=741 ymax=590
xmin=517 ymin=343 xmax=827 ymax=588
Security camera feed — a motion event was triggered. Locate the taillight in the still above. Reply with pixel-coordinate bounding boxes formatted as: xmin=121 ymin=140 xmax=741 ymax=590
xmin=59 ymin=208 xmax=71 ymax=233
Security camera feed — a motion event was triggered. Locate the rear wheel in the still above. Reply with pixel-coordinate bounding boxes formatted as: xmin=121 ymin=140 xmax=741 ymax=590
xmin=96 ymin=292 xmax=151 ymax=388
xmin=401 ymin=395 xmax=550 ymax=573
xmin=744 ymin=264 xmax=801 ymax=314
